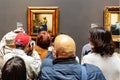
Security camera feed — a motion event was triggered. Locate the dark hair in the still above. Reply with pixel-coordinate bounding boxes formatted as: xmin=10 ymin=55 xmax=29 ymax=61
xmin=2 ymin=56 xmax=26 ymax=80
xmin=89 ymin=27 xmax=115 ymax=56
xmin=36 ymin=31 xmax=51 ymax=49
xmin=15 ymin=45 xmax=25 ymax=50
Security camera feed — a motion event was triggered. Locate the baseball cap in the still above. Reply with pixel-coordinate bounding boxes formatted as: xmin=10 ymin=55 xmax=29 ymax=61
xmin=14 ymin=33 xmax=31 ymax=46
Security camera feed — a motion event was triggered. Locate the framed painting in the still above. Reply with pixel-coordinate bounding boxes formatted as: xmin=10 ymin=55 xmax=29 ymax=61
xmin=104 ymin=6 xmax=120 ymax=42
xmin=27 ymin=7 xmax=59 ymax=39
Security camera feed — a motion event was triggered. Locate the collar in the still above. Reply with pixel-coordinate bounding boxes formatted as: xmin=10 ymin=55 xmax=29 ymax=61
xmin=53 ymin=57 xmax=77 ymax=64
xmin=13 ymin=49 xmax=26 ymax=55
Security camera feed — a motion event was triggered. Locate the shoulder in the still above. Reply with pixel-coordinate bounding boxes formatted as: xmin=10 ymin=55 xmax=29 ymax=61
xmin=40 ymin=65 xmax=54 ymax=77
xmin=83 ymin=63 xmax=106 ymax=80
xmin=83 ymin=53 xmax=101 ymax=59
xmin=31 ymin=50 xmax=40 ymax=59
xmin=110 ymin=53 xmax=120 ymax=66
xmin=113 ymin=52 xmax=120 ymax=59
xmin=81 ymin=43 xmax=92 ymax=56
xmin=39 ymin=66 xmax=54 ymax=80
xmin=83 ymin=63 xmax=101 ymax=73
xmin=3 ymin=53 xmax=16 ymax=62
xmin=82 ymin=43 xmax=91 ymax=49
xmin=41 ymin=58 xmax=53 ymax=68
xmin=82 ymin=53 xmax=97 ymax=60
xmin=81 ymin=53 xmax=101 ymax=64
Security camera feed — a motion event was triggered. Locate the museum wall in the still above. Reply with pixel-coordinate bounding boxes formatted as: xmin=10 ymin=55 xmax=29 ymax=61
xmin=0 ymin=0 xmax=119 ymax=58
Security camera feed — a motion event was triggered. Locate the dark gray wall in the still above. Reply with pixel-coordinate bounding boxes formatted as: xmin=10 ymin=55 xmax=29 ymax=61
xmin=0 ymin=0 xmax=119 ymax=58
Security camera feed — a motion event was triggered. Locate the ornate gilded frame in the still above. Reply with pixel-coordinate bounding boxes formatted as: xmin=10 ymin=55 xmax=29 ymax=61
xmin=104 ymin=6 xmax=120 ymax=42
xmin=27 ymin=7 xmax=59 ymax=39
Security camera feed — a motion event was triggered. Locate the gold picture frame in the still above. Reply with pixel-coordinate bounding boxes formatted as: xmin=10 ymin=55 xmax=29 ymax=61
xmin=27 ymin=7 xmax=59 ymax=39
xmin=104 ymin=6 xmax=120 ymax=42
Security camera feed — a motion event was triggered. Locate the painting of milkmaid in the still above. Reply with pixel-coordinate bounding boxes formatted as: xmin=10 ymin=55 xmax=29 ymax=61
xmin=33 ymin=13 xmax=52 ymax=33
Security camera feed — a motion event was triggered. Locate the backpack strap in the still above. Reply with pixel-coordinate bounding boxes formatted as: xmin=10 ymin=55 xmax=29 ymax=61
xmin=81 ymin=65 xmax=88 ymax=80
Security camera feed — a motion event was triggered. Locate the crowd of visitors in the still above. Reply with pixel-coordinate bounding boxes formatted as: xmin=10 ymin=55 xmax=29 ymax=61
xmin=0 ymin=26 xmax=119 ymax=80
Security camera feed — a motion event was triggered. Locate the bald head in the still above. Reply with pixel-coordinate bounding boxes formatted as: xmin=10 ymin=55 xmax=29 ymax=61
xmin=54 ymin=34 xmax=76 ymax=58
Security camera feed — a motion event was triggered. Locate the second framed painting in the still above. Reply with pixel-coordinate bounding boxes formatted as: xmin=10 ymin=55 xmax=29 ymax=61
xmin=104 ymin=6 xmax=120 ymax=42
xmin=27 ymin=7 xmax=59 ymax=39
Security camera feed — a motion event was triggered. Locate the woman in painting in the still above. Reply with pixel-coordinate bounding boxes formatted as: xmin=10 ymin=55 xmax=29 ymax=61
xmin=40 ymin=17 xmax=47 ymax=31
xmin=34 ymin=16 xmax=48 ymax=33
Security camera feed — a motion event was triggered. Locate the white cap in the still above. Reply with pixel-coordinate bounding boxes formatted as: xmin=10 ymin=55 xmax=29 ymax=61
xmin=5 ymin=31 xmax=17 ymax=46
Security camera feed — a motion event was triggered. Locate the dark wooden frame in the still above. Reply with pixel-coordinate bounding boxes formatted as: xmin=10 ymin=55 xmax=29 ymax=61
xmin=28 ymin=7 xmax=59 ymax=39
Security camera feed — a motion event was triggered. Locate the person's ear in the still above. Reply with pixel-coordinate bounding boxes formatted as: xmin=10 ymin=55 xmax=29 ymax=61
xmin=52 ymin=49 xmax=57 ymax=58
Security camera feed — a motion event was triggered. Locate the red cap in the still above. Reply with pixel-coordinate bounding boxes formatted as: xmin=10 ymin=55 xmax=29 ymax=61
xmin=14 ymin=33 xmax=31 ymax=46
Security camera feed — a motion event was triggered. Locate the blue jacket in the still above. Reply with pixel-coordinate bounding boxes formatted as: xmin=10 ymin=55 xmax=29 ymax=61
xmin=41 ymin=51 xmax=54 ymax=69
xmin=39 ymin=57 xmax=106 ymax=80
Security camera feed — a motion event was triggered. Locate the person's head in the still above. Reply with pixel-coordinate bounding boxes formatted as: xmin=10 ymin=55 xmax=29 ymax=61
xmin=54 ymin=34 xmax=76 ymax=58
xmin=5 ymin=31 xmax=17 ymax=48
xmin=2 ymin=56 xmax=26 ymax=80
xmin=14 ymin=33 xmax=35 ymax=55
xmin=36 ymin=30 xmax=51 ymax=49
xmin=14 ymin=33 xmax=31 ymax=50
xmin=89 ymin=27 xmax=115 ymax=56
xmin=0 ymin=27 xmax=25 ymax=49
